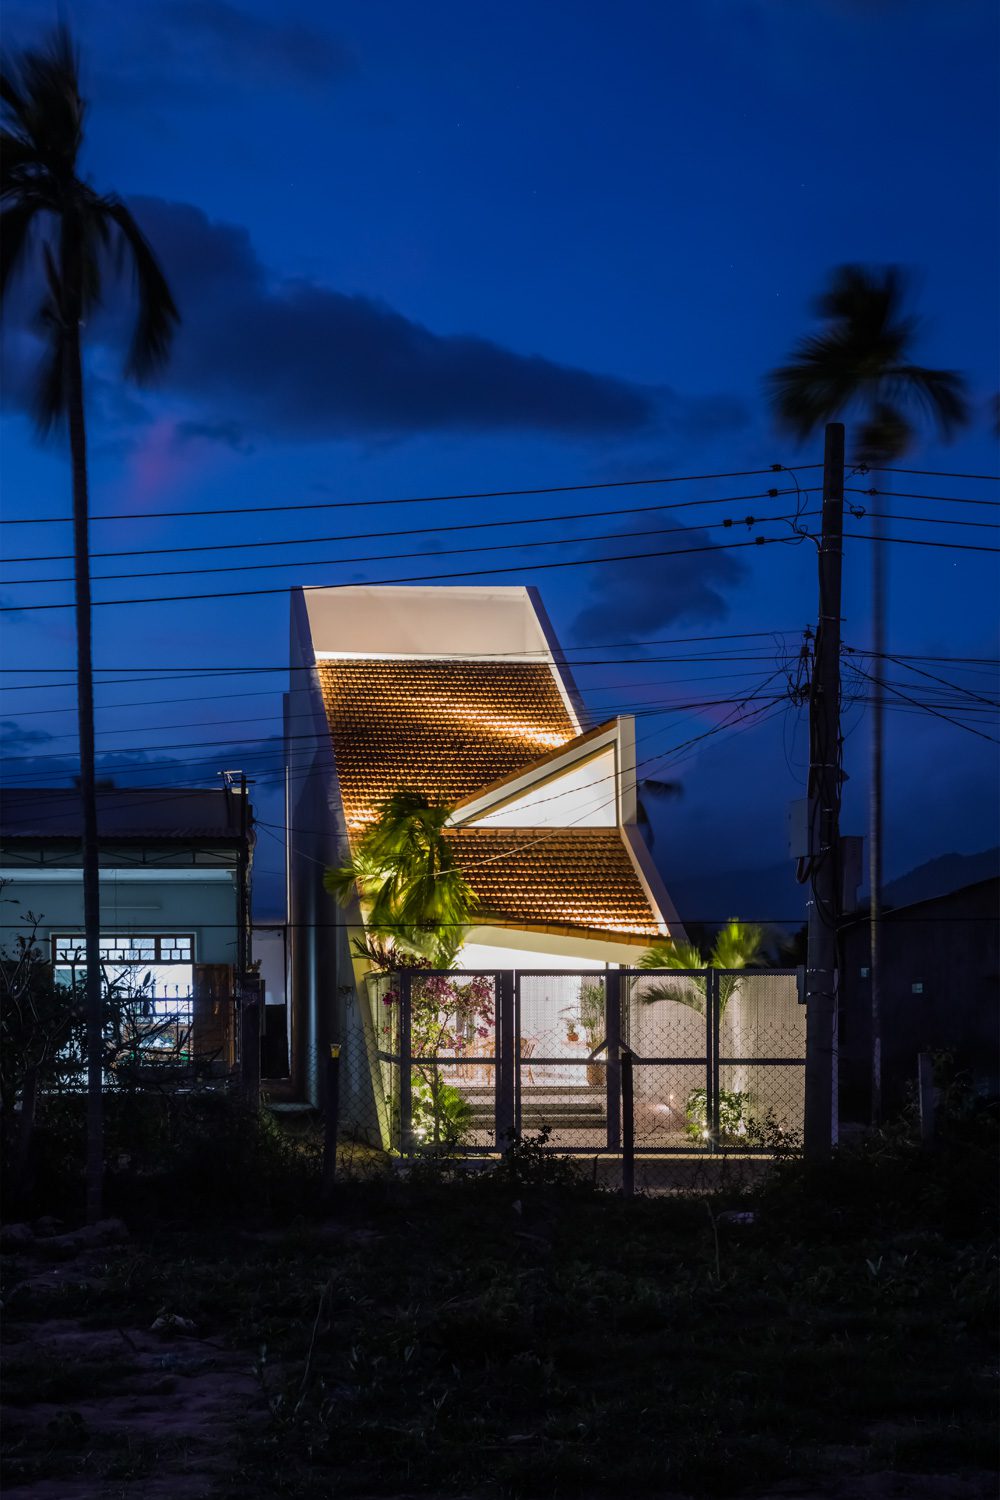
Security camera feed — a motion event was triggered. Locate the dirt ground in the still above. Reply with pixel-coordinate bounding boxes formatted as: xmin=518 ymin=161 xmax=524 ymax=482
xmin=2 ymin=1210 xmax=996 ymax=1500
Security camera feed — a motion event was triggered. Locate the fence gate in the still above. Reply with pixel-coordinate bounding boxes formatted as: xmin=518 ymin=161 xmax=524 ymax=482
xmin=378 ymin=967 xmax=804 ymax=1155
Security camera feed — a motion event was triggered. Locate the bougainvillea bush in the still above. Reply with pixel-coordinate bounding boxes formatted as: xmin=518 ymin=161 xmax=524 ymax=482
xmin=380 ymin=973 xmax=495 ymax=1144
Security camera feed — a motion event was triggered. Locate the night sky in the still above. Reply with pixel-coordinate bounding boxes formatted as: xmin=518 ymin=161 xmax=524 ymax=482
xmin=2 ymin=0 xmax=997 ymax=923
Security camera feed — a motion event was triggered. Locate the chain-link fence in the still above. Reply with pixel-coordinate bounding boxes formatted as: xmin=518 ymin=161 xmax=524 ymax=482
xmin=350 ymin=967 xmax=805 ymax=1186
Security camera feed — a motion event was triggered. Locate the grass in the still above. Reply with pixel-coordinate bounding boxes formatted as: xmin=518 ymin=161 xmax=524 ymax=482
xmin=2 ymin=1105 xmax=997 ymax=1498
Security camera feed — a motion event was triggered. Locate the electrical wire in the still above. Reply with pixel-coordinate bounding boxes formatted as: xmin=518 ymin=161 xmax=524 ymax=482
xmin=0 ymin=463 xmax=823 ymax=527
xmin=847 ymin=661 xmax=1000 ymax=744
xmin=0 ymin=487 xmax=804 ymax=566
xmin=0 ymin=533 xmax=806 ymax=612
xmin=0 ymin=508 xmax=815 ymax=588
xmin=871 ymin=466 xmax=1000 ymax=482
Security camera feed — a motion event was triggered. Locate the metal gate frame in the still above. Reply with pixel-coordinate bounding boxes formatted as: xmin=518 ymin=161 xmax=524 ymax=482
xmin=391 ymin=966 xmax=804 ymax=1156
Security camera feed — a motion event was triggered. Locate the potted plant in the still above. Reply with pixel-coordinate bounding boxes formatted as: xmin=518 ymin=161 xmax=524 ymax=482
xmin=559 ymin=1005 xmax=581 ymax=1044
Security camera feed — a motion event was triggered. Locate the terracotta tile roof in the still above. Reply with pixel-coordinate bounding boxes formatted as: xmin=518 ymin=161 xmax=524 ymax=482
xmin=445 ymin=826 xmax=661 ymax=940
xmin=318 ymin=659 xmax=575 ymax=833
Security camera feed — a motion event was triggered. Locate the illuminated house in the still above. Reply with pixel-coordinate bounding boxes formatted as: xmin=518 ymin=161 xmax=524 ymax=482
xmin=286 ymin=584 xmax=681 ymax=1116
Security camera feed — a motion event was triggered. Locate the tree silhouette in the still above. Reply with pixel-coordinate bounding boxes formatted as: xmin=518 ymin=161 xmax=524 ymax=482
xmin=768 ymin=264 xmax=969 ymax=1124
xmin=1 ymin=26 xmax=179 ymax=1218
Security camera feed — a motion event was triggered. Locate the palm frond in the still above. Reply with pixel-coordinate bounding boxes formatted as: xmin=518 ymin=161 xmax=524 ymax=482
xmin=888 ymin=364 xmax=969 ymax=439
xmin=639 ymin=979 xmax=705 ymax=1013
xmin=0 ymin=199 xmax=38 ymax=302
xmin=638 ymin=937 xmax=705 ymax=971
xmin=99 ymin=196 xmax=179 ymax=379
xmin=1 ymin=24 xmax=83 ymax=171
xmin=855 ymin=402 xmax=913 ymax=465
xmin=709 ymin=919 xmax=764 ymax=971
xmin=767 ymin=264 xmax=968 ymax=459
xmin=325 ymin=790 xmax=477 ymax=968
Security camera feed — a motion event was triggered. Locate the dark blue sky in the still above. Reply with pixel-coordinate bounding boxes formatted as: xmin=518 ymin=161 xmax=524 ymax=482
xmin=2 ymin=0 xmax=998 ymax=920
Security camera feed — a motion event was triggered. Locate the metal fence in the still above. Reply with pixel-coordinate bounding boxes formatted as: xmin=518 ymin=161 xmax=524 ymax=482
xmin=366 ymin=967 xmax=805 ymax=1171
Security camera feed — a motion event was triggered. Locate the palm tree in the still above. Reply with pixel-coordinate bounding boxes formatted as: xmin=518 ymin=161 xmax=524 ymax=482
xmin=325 ymin=791 xmax=479 ymax=968
xmin=1 ymin=26 xmax=179 ymax=1218
xmin=768 ymin=265 xmax=968 ymax=1126
xmin=638 ymin=919 xmax=765 ymax=1015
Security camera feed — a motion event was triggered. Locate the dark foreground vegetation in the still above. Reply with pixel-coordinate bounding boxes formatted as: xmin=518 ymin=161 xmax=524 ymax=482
xmin=2 ymin=1086 xmax=997 ymax=1500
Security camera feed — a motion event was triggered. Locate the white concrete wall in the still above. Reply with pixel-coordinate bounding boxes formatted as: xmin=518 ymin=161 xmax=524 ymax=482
xmin=469 ymin=747 xmax=617 ymax=828
xmin=304 ymin=584 xmax=554 ymax=661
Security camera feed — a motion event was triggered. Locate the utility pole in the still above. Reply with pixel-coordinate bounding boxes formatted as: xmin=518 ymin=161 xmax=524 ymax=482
xmin=869 ymin=493 xmax=886 ymax=1128
xmin=803 ymin=423 xmax=844 ymax=1159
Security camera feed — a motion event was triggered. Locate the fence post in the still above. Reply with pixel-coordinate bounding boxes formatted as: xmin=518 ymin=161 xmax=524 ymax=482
xmin=917 ymin=1052 xmax=937 ymax=1144
xmin=703 ymin=969 xmax=714 ymax=1151
xmin=606 ymin=971 xmax=622 ymax=1150
xmin=240 ymin=973 xmax=262 ymax=1111
xmin=322 ymin=1043 xmax=341 ymax=1203
xmin=497 ymin=970 xmax=516 ymax=1148
xmin=399 ymin=970 xmax=413 ymax=1154
xmin=621 ymin=1047 xmax=635 ymax=1195
xmin=711 ymin=969 xmax=722 ymax=1149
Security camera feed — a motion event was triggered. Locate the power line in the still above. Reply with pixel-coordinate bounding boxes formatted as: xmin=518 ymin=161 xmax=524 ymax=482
xmin=0 ymin=463 xmax=822 ymax=527
xmin=4 ymin=522 xmax=996 ymax=617
xmin=0 ymin=487 xmax=805 ymax=565
xmin=850 ymin=649 xmax=1000 ymax=710
xmin=852 ymin=511 xmax=1000 ymax=532
xmin=2 ymin=665 xmax=785 ymax=722
xmin=0 ymin=668 xmax=794 ymax=794
xmin=846 ymin=486 xmax=1000 ymax=510
xmin=8 ymin=502 xmax=998 ymax=586
xmin=0 ymin=509 xmax=813 ymax=588
xmin=0 ymin=691 xmax=793 ymax=764
xmin=0 ymin=533 xmax=803 ymax=613
xmin=847 ymin=661 xmax=1000 ymax=744
xmin=872 ymin=466 xmax=1000 ymax=482
xmin=843 ymin=531 xmax=1000 ymax=555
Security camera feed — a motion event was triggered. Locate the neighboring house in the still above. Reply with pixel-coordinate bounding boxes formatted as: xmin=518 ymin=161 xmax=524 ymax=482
xmin=0 ymin=785 xmax=254 ymax=1066
xmin=286 ymin=583 xmax=683 ymax=1114
xmin=839 ymin=876 xmax=1000 ymax=1119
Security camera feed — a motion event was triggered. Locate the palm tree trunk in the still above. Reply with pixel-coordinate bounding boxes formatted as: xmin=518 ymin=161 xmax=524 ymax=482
xmin=869 ymin=488 xmax=887 ymax=1129
xmin=65 ymin=320 xmax=104 ymax=1222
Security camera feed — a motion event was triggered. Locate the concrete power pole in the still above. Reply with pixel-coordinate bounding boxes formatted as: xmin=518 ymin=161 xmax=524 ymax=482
xmin=804 ymin=423 xmax=845 ymax=1159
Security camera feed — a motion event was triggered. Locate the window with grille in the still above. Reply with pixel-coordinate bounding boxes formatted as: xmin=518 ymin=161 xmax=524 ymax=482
xmin=52 ymin=933 xmax=196 ymax=1064
xmin=52 ymin=934 xmax=194 ymax=965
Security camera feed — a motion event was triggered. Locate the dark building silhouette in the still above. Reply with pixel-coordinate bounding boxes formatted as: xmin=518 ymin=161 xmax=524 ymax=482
xmin=839 ymin=877 xmax=999 ymax=1120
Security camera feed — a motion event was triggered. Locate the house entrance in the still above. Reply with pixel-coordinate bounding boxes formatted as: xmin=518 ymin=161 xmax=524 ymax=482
xmin=373 ymin=967 xmax=805 ymax=1155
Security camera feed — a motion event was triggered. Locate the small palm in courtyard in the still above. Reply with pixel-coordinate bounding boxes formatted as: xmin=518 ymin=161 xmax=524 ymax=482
xmin=639 ymin=919 xmax=765 ymax=1014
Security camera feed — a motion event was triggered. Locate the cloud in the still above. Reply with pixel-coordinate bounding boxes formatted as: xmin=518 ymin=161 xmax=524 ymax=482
xmin=162 ymin=1 xmax=355 ymax=86
xmin=1 ymin=2 xmax=355 ymax=106
xmin=105 ymin=197 xmax=656 ymax=445
xmin=1 ymin=193 xmax=745 ymax=451
xmin=0 ymin=721 xmax=57 ymax=753
xmin=569 ymin=521 xmax=749 ymax=642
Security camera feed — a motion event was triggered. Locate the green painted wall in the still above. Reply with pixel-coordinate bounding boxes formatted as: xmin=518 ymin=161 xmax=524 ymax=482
xmin=0 ymin=870 xmax=240 ymax=967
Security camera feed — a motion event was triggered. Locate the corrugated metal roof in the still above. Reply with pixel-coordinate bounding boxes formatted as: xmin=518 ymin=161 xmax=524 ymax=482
xmin=0 ymin=787 xmax=248 ymax=842
xmin=319 ymin=659 xmax=576 ymax=832
xmin=446 ymin=826 xmax=660 ymax=940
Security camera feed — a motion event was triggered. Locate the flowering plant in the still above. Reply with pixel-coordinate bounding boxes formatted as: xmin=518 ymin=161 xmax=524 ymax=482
xmin=380 ymin=972 xmax=494 ymax=1144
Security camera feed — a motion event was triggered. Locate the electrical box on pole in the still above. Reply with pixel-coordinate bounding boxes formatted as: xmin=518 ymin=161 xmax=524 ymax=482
xmin=803 ymin=423 xmax=844 ymax=1159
